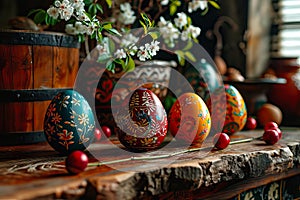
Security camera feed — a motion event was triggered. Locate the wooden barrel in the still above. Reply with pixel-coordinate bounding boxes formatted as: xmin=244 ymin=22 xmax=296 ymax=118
xmin=0 ymin=30 xmax=80 ymax=145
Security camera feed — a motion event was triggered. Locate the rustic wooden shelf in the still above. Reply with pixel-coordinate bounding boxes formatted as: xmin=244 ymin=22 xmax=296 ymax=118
xmin=0 ymin=128 xmax=299 ymax=199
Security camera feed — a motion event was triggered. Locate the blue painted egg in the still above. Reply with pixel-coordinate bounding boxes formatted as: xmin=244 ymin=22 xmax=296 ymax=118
xmin=44 ymin=90 xmax=95 ymax=155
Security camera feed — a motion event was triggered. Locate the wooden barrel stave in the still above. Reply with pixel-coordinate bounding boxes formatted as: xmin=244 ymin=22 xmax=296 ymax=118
xmin=0 ymin=30 xmax=80 ymax=144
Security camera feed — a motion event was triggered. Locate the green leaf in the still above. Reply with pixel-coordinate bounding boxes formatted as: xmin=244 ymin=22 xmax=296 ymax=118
xmin=106 ymin=0 xmax=112 ymax=8
xmin=201 ymin=7 xmax=209 ymax=16
xmin=148 ymin=31 xmax=160 ymax=40
xmin=175 ymin=50 xmax=185 ymax=66
xmin=78 ymin=35 xmax=85 ymax=43
xmin=139 ymin=20 xmax=147 ymax=34
xmin=97 ymin=53 xmax=111 ymax=62
xmin=124 ymin=55 xmax=135 ymax=72
xmin=96 ymin=4 xmax=103 ymax=13
xmin=88 ymin=4 xmax=97 ymax=16
xmin=174 ymin=0 xmax=181 ymax=6
xmin=107 ymin=28 xmax=121 ymax=36
xmin=33 ymin=10 xmax=46 ymax=24
xmin=106 ymin=60 xmax=115 ymax=72
xmin=208 ymin=1 xmax=220 ymax=9
xmin=27 ymin=9 xmax=43 ymax=17
xmin=103 ymin=23 xmax=112 ymax=30
xmin=169 ymin=4 xmax=177 ymax=16
xmin=183 ymin=40 xmax=193 ymax=51
xmin=84 ymin=0 xmax=93 ymax=5
xmin=184 ymin=51 xmax=196 ymax=62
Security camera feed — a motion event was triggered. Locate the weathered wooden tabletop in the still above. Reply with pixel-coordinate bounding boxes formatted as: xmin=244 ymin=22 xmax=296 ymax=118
xmin=0 ymin=128 xmax=299 ymax=200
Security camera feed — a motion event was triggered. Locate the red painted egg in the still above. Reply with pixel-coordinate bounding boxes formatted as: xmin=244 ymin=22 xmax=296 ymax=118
xmin=168 ymin=93 xmax=211 ymax=146
xmin=115 ymin=88 xmax=168 ymax=152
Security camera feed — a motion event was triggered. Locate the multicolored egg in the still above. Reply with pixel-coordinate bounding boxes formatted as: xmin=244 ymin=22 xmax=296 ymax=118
xmin=115 ymin=88 xmax=168 ymax=152
xmin=44 ymin=90 xmax=95 ymax=155
xmin=222 ymin=84 xmax=247 ymax=134
xmin=168 ymin=93 xmax=211 ymax=146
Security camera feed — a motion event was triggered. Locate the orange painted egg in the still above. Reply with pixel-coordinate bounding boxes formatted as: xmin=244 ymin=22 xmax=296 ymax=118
xmin=115 ymin=88 xmax=168 ymax=152
xmin=168 ymin=93 xmax=211 ymax=146
xmin=222 ymin=84 xmax=247 ymax=134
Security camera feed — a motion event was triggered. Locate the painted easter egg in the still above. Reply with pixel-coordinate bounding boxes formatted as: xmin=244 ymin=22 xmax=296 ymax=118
xmin=115 ymin=88 xmax=168 ymax=152
xmin=222 ymin=85 xmax=247 ymax=134
xmin=168 ymin=93 xmax=211 ymax=146
xmin=44 ymin=90 xmax=95 ymax=155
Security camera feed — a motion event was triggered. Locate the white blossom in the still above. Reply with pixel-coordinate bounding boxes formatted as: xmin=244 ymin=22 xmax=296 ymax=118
xmin=121 ymin=33 xmax=139 ymax=47
xmin=74 ymin=21 xmax=87 ymax=34
xmin=145 ymin=40 xmax=160 ymax=56
xmin=129 ymin=45 xmax=138 ymax=56
xmin=118 ymin=3 xmax=136 ymax=25
xmin=187 ymin=25 xmax=201 ymax=38
xmin=70 ymin=0 xmax=85 ymax=13
xmin=97 ymin=44 xmax=108 ymax=55
xmin=181 ymin=30 xmax=189 ymax=41
xmin=114 ymin=49 xmax=127 ymax=59
xmin=188 ymin=0 xmax=208 ymax=13
xmin=86 ymin=23 xmax=96 ymax=35
xmin=47 ymin=6 xmax=59 ymax=19
xmin=199 ymin=1 xmax=208 ymax=10
xmin=120 ymin=3 xmax=132 ymax=12
xmin=54 ymin=0 xmax=74 ymax=21
xmin=174 ymin=12 xmax=188 ymax=29
xmin=77 ymin=12 xmax=89 ymax=21
xmin=161 ymin=0 xmax=169 ymax=6
xmin=137 ymin=46 xmax=150 ymax=61
xmin=65 ymin=24 xmax=76 ymax=35
xmin=158 ymin=17 xmax=180 ymax=47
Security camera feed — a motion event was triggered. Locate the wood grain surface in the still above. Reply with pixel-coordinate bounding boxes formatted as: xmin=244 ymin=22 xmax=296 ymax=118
xmin=0 ymin=128 xmax=299 ymax=199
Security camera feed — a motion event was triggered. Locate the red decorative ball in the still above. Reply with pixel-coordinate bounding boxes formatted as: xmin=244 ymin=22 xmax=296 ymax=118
xmin=94 ymin=128 xmax=102 ymax=141
xmin=101 ymin=125 xmax=112 ymax=138
xmin=264 ymin=121 xmax=278 ymax=131
xmin=213 ymin=133 xmax=230 ymax=150
xmin=263 ymin=129 xmax=280 ymax=145
xmin=274 ymin=127 xmax=282 ymax=139
xmin=245 ymin=117 xmax=257 ymax=130
xmin=65 ymin=150 xmax=89 ymax=174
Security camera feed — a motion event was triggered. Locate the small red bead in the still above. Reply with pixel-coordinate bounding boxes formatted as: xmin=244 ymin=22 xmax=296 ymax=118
xmin=263 ymin=129 xmax=280 ymax=145
xmin=65 ymin=150 xmax=88 ymax=174
xmin=245 ymin=117 xmax=257 ymax=130
xmin=264 ymin=121 xmax=278 ymax=131
xmin=94 ymin=128 xmax=102 ymax=141
xmin=101 ymin=125 xmax=112 ymax=138
xmin=213 ymin=133 xmax=230 ymax=150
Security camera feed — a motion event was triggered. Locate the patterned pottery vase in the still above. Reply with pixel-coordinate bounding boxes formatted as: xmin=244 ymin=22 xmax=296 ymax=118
xmin=266 ymin=57 xmax=300 ymax=126
xmin=44 ymin=90 xmax=95 ymax=155
xmin=115 ymin=88 xmax=168 ymax=152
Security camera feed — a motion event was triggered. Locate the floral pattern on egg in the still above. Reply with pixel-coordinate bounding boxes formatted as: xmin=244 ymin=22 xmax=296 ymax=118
xmin=168 ymin=93 xmax=211 ymax=146
xmin=44 ymin=90 xmax=95 ymax=155
xmin=222 ymin=84 xmax=247 ymax=134
xmin=115 ymin=88 xmax=168 ymax=152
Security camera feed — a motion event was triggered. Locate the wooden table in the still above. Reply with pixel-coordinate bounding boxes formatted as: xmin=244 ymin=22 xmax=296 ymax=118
xmin=0 ymin=128 xmax=299 ymax=200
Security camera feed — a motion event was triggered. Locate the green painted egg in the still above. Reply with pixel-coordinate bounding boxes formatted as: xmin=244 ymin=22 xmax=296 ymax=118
xmin=44 ymin=90 xmax=95 ymax=155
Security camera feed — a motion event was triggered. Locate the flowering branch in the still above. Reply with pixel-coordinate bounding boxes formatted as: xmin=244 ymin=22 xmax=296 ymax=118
xmin=28 ymin=0 xmax=220 ymax=72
